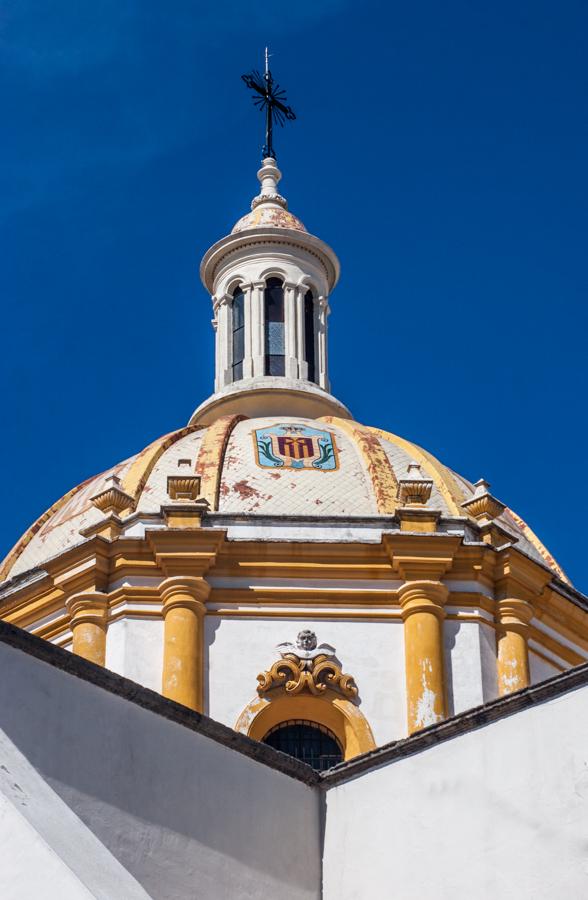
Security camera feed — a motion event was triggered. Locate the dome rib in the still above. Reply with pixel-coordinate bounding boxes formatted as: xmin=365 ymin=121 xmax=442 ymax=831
xmin=320 ymin=417 xmax=398 ymax=515
xmin=121 ymin=424 xmax=203 ymax=505
xmin=0 ymin=476 xmax=97 ymax=582
xmin=195 ymin=414 xmax=246 ymax=510
xmin=366 ymin=427 xmax=464 ymax=516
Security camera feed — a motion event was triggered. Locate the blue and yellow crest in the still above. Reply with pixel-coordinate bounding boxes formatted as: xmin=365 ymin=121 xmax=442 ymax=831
xmin=253 ymin=424 xmax=339 ymax=471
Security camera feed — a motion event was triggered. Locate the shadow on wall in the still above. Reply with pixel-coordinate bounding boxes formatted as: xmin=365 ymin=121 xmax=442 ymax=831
xmin=0 ymin=638 xmax=321 ymax=900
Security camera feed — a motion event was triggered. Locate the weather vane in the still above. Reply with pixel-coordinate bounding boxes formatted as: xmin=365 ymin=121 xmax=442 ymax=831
xmin=242 ymin=48 xmax=296 ymax=160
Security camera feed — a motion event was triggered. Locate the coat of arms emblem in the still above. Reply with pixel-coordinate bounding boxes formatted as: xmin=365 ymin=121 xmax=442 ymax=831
xmin=253 ymin=424 xmax=339 ymax=471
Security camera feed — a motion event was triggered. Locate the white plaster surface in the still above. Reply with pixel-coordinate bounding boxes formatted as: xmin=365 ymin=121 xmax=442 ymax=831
xmin=105 ymin=619 xmax=164 ymax=693
xmin=0 ymin=641 xmax=321 ymax=900
xmin=206 ymin=616 xmax=407 ymax=744
xmin=0 ymin=729 xmax=150 ymax=899
xmin=444 ymin=621 xmax=496 ymax=715
xmin=323 ymin=683 xmax=588 ymax=900
xmin=529 ymin=650 xmax=560 ymax=684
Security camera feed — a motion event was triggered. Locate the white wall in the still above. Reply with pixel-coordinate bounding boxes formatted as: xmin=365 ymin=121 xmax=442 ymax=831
xmin=444 ymin=621 xmax=498 ymax=714
xmin=0 ymin=640 xmax=321 ymax=900
xmin=105 ymin=618 xmax=164 ymax=693
xmin=323 ymin=682 xmax=588 ymax=900
xmin=529 ymin=650 xmax=560 ymax=684
xmin=206 ymin=616 xmax=407 ymax=744
xmin=0 ymin=729 xmax=150 ymax=900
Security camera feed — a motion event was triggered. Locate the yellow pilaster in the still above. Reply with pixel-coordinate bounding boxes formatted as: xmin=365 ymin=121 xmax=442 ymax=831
xmin=66 ymin=592 xmax=109 ymax=666
xmin=160 ymin=576 xmax=210 ymax=712
xmin=496 ymin=598 xmax=533 ymax=696
xmin=398 ymin=580 xmax=449 ymax=734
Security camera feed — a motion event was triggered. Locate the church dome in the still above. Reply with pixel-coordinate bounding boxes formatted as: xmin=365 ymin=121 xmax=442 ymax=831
xmin=0 ymin=414 xmax=568 ymax=586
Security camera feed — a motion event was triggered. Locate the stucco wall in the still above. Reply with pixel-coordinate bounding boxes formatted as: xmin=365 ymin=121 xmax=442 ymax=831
xmin=105 ymin=618 xmax=164 ymax=693
xmin=444 ymin=620 xmax=498 ymax=714
xmin=322 ymin=682 xmax=588 ymax=900
xmin=0 ymin=639 xmax=321 ymax=900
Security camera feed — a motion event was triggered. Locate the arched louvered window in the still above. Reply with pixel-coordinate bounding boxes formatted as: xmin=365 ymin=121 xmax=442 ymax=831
xmin=231 ymin=286 xmax=245 ymax=381
xmin=304 ymin=290 xmax=316 ymax=383
xmin=264 ymin=277 xmax=285 ymax=376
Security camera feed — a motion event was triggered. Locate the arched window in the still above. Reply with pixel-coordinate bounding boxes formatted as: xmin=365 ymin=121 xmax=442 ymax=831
xmin=304 ymin=290 xmax=316 ymax=383
xmin=263 ymin=719 xmax=343 ymax=772
xmin=264 ymin=277 xmax=285 ymax=376
xmin=231 ymin=286 xmax=245 ymax=381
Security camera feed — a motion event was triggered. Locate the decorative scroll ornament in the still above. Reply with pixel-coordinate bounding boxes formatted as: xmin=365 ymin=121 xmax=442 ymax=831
xmin=257 ymin=630 xmax=358 ymax=700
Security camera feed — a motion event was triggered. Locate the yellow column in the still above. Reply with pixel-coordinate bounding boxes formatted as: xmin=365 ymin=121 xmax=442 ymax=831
xmin=160 ymin=576 xmax=210 ymax=712
xmin=496 ymin=598 xmax=533 ymax=696
xmin=66 ymin=592 xmax=109 ymax=666
xmin=398 ymin=580 xmax=449 ymax=734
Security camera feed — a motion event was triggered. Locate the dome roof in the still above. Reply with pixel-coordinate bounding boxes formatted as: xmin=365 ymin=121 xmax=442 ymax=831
xmin=231 ymin=205 xmax=306 ymax=234
xmin=229 ymin=157 xmax=307 ymax=235
xmin=0 ymin=415 xmax=569 ymax=586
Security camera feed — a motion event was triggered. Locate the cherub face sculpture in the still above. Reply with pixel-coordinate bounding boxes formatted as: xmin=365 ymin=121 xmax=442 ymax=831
xmin=296 ymin=630 xmax=318 ymax=652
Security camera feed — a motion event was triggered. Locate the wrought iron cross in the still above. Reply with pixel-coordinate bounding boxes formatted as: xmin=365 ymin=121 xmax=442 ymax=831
xmin=242 ymin=48 xmax=296 ymax=160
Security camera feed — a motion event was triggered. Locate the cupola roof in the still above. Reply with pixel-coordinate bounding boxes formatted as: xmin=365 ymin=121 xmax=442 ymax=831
xmin=231 ymin=158 xmax=307 ymax=234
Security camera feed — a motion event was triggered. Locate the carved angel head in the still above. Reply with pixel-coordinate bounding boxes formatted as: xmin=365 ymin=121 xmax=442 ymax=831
xmin=296 ymin=629 xmax=318 ymax=651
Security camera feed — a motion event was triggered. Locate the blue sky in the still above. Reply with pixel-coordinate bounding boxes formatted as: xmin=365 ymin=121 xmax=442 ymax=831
xmin=1 ymin=1 xmax=587 ymax=588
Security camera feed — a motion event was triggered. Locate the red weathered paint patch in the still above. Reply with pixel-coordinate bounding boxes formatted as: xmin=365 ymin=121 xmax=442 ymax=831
xmin=232 ymin=479 xmax=262 ymax=500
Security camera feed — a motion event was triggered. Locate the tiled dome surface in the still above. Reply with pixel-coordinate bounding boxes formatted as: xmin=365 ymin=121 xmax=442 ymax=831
xmin=0 ymin=417 xmax=567 ymax=584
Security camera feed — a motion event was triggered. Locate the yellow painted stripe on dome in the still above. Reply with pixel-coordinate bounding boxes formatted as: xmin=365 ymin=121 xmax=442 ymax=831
xmin=0 ymin=478 xmax=96 ymax=582
xmin=195 ymin=414 xmax=246 ymax=510
xmin=505 ymin=507 xmax=570 ymax=585
xmin=365 ymin=425 xmax=464 ymax=516
xmin=121 ymin=424 xmax=203 ymax=503
xmin=320 ymin=417 xmax=398 ymax=515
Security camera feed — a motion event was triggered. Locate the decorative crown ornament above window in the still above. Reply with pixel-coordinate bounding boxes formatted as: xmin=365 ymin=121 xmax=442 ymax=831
xmin=257 ymin=630 xmax=358 ymax=700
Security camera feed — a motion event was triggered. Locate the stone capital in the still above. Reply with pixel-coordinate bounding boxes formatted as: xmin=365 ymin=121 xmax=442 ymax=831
xmin=146 ymin=528 xmax=224 ymax=577
xmin=383 ymin=534 xmax=459 ymax=582
xmin=66 ymin=591 xmax=109 ymax=627
xmin=397 ymin=580 xmax=449 ymax=621
xmin=496 ymin=597 xmax=534 ymax=635
xmin=159 ymin=576 xmax=210 ymax=616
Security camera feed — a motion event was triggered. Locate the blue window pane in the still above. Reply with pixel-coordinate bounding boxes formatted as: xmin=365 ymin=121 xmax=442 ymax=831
xmin=266 ymin=355 xmax=285 ymax=376
xmin=264 ymin=278 xmax=285 ymax=375
xmin=265 ymin=321 xmax=284 ymax=355
xmin=233 ymin=291 xmax=244 ymax=329
xmin=232 ymin=287 xmax=245 ymax=382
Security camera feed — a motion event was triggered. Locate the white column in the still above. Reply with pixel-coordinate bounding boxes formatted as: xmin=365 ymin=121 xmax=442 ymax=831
xmin=251 ymin=281 xmax=265 ymax=377
xmin=218 ymin=298 xmax=231 ymax=388
xmin=212 ymin=303 xmax=220 ymax=392
xmin=318 ymin=296 xmax=330 ymax=391
xmin=296 ymin=286 xmax=307 ymax=380
xmin=284 ymin=282 xmax=297 ymax=379
xmin=242 ymin=282 xmax=254 ymax=379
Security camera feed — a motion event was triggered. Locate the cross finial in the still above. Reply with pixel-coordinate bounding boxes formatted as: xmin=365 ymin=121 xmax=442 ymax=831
xmin=242 ymin=52 xmax=296 ymax=160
